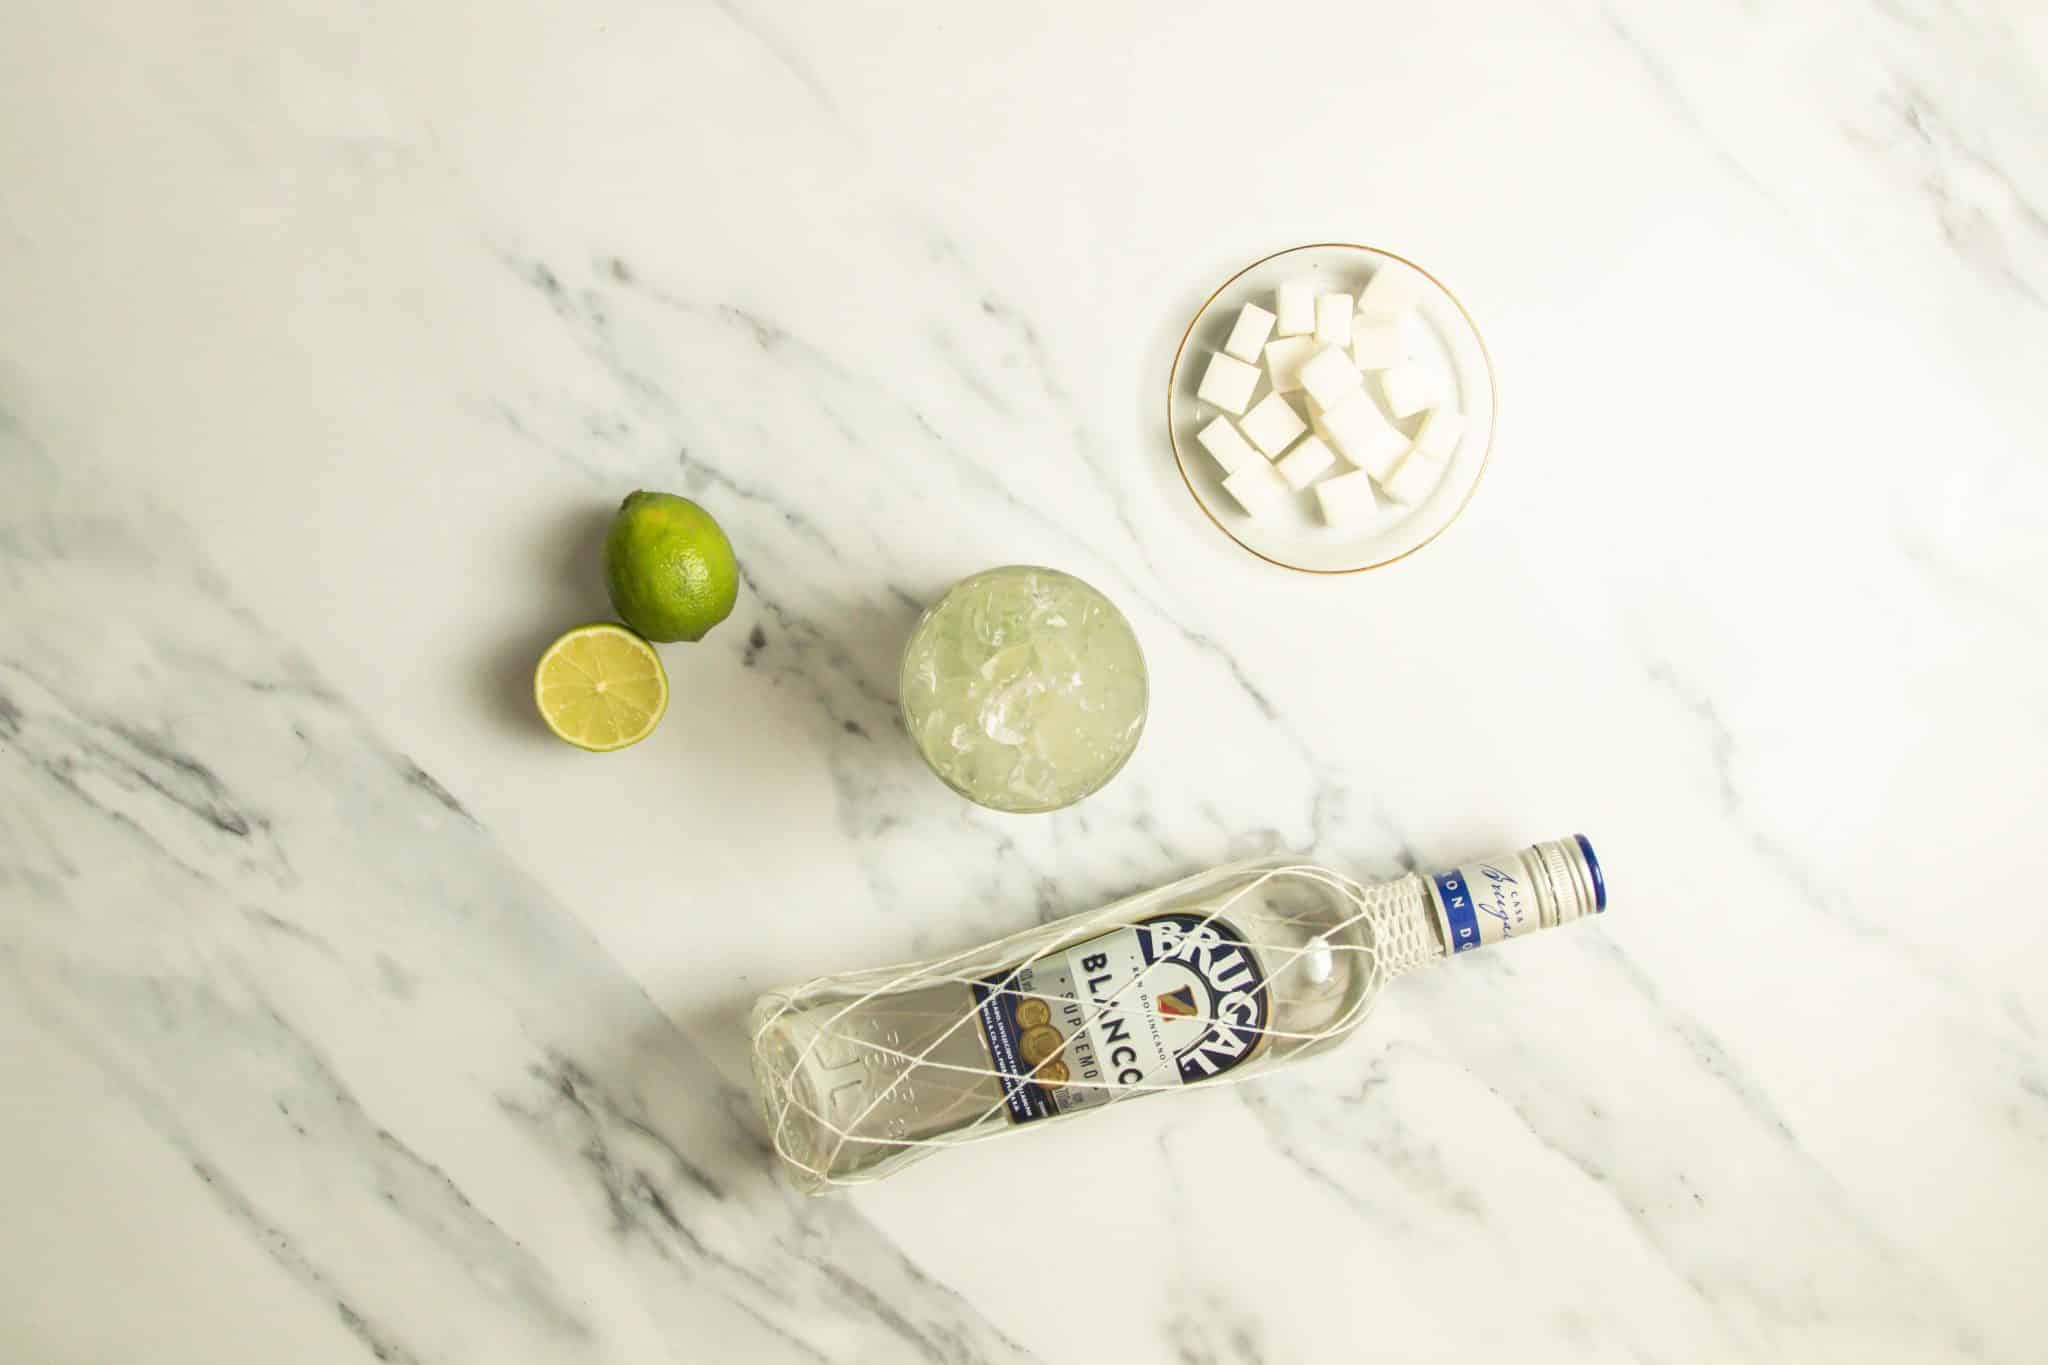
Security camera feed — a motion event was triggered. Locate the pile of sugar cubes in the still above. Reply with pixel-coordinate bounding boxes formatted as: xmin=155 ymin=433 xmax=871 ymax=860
xmin=1192 ymin=265 xmax=1465 ymax=529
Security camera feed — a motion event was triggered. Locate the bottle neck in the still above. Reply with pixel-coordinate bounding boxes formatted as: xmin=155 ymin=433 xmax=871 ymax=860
xmin=1414 ymin=835 xmax=1607 ymax=959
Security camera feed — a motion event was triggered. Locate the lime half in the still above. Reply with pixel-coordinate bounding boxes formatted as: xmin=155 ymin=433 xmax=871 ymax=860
xmin=534 ymin=623 xmax=669 ymax=751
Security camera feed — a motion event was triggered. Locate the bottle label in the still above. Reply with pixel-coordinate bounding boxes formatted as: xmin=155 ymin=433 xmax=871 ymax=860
xmin=970 ymin=912 xmax=1271 ymax=1124
xmin=1429 ymin=857 xmax=1537 ymax=954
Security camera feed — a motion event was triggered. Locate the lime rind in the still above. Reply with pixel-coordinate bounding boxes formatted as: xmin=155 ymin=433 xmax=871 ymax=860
xmin=602 ymin=491 xmax=739 ymax=643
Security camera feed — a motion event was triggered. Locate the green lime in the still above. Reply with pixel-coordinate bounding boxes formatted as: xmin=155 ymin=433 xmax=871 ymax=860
xmin=601 ymin=491 xmax=739 ymax=643
xmin=533 ymin=623 xmax=669 ymax=751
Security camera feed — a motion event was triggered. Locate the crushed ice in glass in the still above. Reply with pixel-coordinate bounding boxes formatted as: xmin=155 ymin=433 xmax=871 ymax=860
xmin=900 ymin=567 xmax=1147 ymax=812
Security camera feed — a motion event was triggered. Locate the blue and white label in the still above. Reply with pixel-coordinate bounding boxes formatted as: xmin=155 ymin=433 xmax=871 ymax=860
xmin=1430 ymin=859 xmax=1535 ymax=953
xmin=972 ymin=912 xmax=1271 ymax=1124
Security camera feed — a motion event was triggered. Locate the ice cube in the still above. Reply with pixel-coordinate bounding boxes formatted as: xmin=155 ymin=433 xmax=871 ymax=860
xmin=1032 ymin=631 xmax=1085 ymax=690
xmin=978 ymin=641 xmax=1032 ymax=684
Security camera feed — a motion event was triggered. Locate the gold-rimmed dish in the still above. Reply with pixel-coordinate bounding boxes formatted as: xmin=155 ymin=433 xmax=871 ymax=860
xmin=1167 ymin=243 xmax=1497 ymax=574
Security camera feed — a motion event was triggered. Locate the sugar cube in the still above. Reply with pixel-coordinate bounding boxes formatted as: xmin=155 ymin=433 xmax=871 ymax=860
xmin=1399 ymin=310 xmax=1429 ymax=356
xmin=1412 ymin=407 xmax=1466 ymax=459
xmin=1357 ymin=264 xmax=1425 ymax=318
xmin=1350 ymin=316 xmax=1406 ymax=370
xmin=1378 ymin=363 xmax=1441 ymax=419
xmin=1195 ymin=415 xmax=1260 ymax=475
xmin=1197 ymin=352 xmax=1261 ymax=415
xmin=1223 ymin=302 xmax=1277 ymax=364
xmin=1275 ymin=281 xmax=1316 ymax=336
xmin=1320 ymin=391 xmax=1408 ymax=479
xmin=1380 ymin=449 xmax=1444 ymax=504
xmin=1274 ymin=435 xmax=1337 ymax=490
xmin=1221 ymin=458 xmax=1289 ymax=520
xmin=1298 ymin=346 xmax=1364 ymax=411
xmin=1239 ymin=392 xmax=1307 ymax=459
xmin=1263 ymin=336 xmax=1315 ymax=393
xmin=1314 ymin=469 xmax=1382 ymax=528
xmin=1315 ymin=294 xmax=1354 ymax=347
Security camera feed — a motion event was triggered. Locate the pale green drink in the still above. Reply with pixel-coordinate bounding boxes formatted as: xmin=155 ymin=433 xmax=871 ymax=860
xmin=899 ymin=566 xmax=1147 ymax=813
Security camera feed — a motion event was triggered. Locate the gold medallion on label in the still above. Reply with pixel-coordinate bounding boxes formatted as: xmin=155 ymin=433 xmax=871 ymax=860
xmin=1018 ymin=1025 xmax=1064 ymax=1065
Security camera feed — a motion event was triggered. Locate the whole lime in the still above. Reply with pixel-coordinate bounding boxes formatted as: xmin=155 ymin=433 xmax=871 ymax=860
xmin=602 ymin=491 xmax=739 ymax=643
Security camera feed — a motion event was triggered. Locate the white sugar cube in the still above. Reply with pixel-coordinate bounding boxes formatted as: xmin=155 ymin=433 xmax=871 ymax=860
xmin=1320 ymin=391 xmax=1408 ymax=479
xmin=1221 ymin=458 xmax=1289 ymax=520
xmin=1350 ymin=316 xmax=1406 ymax=370
xmin=1400 ymin=311 xmax=1429 ymax=355
xmin=1314 ymin=469 xmax=1382 ymax=528
xmin=1275 ymin=281 xmax=1316 ymax=336
xmin=1380 ymin=449 xmax=1444 ymax=504
xmin=1195 ymin=416 xmax=1260 ymax=475
xmin=1412 ymin=407 xmax=1466 ymax=459
xmin=1274 ymin=435 xmax=1336 ymax=490
xmin=1298 ymin=346 xmax=1364 ymax=411
xmin=1239 ymin=392 xmax=1306 ymax=459
xmin=1263 ymin=336 xmax=1315 ymax=393
xmin=1223 ymin=302 xmax=1277 ymax=364
xmin=1197 ymin=352 xmax=1261 ymax=415
xmin=1357 ymin=263 xmax=1425 ymax=318
xmin=1315 ymin=294 xmax=1354 ymax=347
xmin=1378 ymin=363 xmax=1441 ymax=419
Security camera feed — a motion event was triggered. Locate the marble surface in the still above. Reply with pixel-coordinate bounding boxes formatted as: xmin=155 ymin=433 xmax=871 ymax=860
xmin=3 ymin=2 xmax=2044 ymax=1360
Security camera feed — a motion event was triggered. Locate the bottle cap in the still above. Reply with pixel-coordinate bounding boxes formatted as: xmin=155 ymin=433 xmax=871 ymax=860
xmin=1427 ymin=834 xmax=1609 ymax=955
xmin=1531 ymin=834 xmax=1606 ymax=927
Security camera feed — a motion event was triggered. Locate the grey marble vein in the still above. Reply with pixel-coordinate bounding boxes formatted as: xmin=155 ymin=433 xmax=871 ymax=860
xmin=0 ymin=422 xmax=1030 ymax=1364
xmin=482 ymin=245 xmax=1388 ymax=936
xmin=4 ymin=1 xmax=2047 ymax=1359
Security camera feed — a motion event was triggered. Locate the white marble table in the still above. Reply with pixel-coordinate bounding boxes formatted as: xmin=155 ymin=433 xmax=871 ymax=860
xmin=4 ymin=3 xmax=2044 ymax=1361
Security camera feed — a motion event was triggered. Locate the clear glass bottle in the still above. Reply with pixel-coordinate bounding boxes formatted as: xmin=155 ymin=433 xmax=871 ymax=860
xmin=750 ymin=835 xmax=1606 ymax=1192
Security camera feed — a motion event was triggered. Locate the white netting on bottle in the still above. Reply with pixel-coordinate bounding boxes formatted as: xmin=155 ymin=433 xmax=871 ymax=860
xmin=750 ymin=863 xmax=1440 ymax=1192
